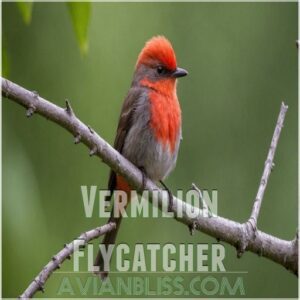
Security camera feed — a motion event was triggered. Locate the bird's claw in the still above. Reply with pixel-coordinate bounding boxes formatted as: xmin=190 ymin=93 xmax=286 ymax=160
xmin=188 ymin=221 xmax=197 ymax=235
xmin=159 ymin=180 xmax=173 ymax=212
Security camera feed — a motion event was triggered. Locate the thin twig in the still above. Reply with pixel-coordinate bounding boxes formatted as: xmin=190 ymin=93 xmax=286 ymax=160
xmin=250 ymin=102 xmax=288 ymax=227
xmin=19 ymin=222 xmax=116 ymax=299
xmin=236 ymin=103 xmax=289 ymax=258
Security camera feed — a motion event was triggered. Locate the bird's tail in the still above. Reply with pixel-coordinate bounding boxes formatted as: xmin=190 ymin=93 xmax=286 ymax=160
xmin=94 ymin=214 xmax=123 ymax=280
xmin=95 ymin=175 xmax=130 ymax=280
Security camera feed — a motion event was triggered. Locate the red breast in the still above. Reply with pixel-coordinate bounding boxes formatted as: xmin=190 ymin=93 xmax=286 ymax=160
xmin=140 ymin=77 xmax=181 ymax=153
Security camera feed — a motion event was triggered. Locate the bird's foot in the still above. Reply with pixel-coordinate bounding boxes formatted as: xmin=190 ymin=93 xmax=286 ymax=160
xmin=188 ymin=221 xmax=197 ymax=236
xmin=159 ymin=180 xmax=173 ymax=212
xmin=138 ymin=166 xmax=147 ymax=191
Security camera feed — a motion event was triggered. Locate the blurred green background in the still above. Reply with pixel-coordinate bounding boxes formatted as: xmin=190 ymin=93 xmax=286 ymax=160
xmin=2 ymin=2 xmax=298 ymax=298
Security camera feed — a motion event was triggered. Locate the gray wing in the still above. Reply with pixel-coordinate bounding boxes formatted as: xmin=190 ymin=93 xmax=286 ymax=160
xmin=107 ymin=87 xmax=143 ymax=195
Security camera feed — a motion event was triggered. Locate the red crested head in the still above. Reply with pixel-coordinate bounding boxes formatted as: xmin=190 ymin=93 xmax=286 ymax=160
xmin=136 ymin=36 xmax=177 ymax=71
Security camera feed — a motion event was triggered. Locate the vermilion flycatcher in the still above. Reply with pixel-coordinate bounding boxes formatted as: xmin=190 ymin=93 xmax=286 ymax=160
xmin=94 ymin=36 xmax=188 ymax=278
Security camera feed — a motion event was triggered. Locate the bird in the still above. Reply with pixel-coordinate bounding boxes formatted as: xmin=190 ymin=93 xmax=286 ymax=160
xmin=94 ymin=35 xmax=188 ymax=279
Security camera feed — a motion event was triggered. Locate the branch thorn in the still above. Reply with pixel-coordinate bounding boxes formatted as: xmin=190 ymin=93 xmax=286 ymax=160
xmin=89 ymin=146 xmax=97 ymax=156
xmin=34 ymin=279 xmax=45 ymax=293
xmin=26 ymin=105 xmax=35 ymax=118
xmin=65 ymin=99 xmax=74 ymax=116
xmin=88 ymin=125 xmax=94 ymax=134
xmin=63 ymin=243 xmax=72 ymax=259
xmin=32 ymin=90 xmax=39 ymax=98
xmin=293 ymin=230 xmax=298 ymax=248
xmin=74 ymin=134 xmax=81 ymax=144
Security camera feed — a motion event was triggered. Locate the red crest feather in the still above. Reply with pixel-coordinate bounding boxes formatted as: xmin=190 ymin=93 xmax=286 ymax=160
xmin=136 ymin=36 xmax=177 ymax=71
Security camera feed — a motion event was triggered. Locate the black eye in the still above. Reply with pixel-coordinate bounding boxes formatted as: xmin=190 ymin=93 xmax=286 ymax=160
xmin=157 ymin=66 xmax=165 ymax=75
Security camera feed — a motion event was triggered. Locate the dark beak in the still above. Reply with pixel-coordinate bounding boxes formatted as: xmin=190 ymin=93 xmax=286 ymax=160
xmin=172 ymin=67 xmax=188 ymax=78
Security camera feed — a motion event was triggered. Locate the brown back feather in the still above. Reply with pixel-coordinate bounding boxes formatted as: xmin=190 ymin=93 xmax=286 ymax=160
xmin=107 ymin=87 xmax=143 ymax=195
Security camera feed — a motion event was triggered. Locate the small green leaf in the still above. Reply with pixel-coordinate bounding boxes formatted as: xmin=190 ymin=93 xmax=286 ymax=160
xmin=2 ymin=46 xmax=9 ymax=77
xmin=16 ymin=2 xmax=33 ymax=25
xmin=67 ymin=2 xmax=91 ymax=55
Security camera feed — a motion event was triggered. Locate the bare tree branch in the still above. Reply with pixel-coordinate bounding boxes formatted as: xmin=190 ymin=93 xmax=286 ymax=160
xmin=250 ymin=102 xmax=287 ymax=226
xmin=236 ymin=103 xmax=289 ymax=257
xmin=2 ymin=77 xmax=298 ymax=297
xmin=19 ymin=222 xmax=116 ymax=299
